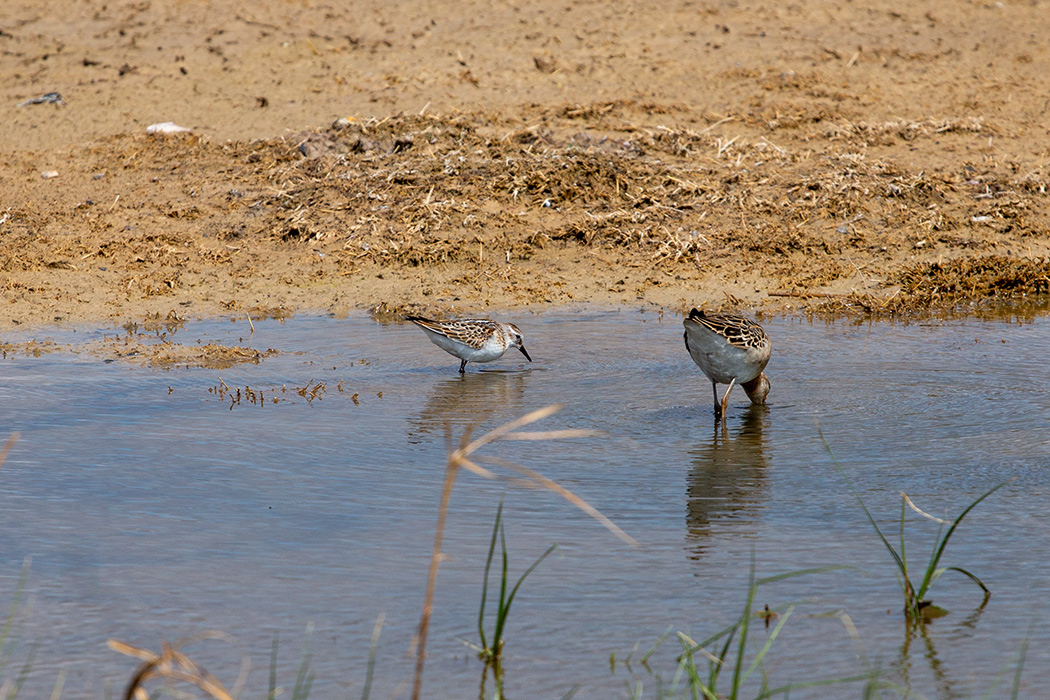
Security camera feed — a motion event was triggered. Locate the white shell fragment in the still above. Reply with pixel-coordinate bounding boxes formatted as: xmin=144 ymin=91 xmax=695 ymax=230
xmin=146 ymin=122 xmax=192 ymax=134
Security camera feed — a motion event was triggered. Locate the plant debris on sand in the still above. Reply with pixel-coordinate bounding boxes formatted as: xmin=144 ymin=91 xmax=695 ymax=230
xmin=3 ymin=109 xmax=1049 ymax=330
xmin=3 ymin=0 xmax=1050 ymax=330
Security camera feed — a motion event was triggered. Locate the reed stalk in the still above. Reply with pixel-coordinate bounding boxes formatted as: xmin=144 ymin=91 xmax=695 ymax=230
xmin=410 ymin=404 xmax=633 ymax=700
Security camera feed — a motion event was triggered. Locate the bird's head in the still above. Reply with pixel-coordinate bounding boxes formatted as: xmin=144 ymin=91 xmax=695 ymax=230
xmin=742 ymin=372 xmax=770 ymax=405
xmin=507 ymin=323 xmax=531 ymax=362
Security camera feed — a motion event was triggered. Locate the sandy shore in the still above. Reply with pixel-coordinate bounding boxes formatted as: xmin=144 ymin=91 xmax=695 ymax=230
xmin=3 ymin=0 xmax=1049 ymax=339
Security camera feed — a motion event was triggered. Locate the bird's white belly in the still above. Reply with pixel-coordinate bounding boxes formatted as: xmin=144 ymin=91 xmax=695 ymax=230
xmin=690 ymin=343 xmax=763 ymax=384
xmin=430 ymin=334 xmax=504 ymax=362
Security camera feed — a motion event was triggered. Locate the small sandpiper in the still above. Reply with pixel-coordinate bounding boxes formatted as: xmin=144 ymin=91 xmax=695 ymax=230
xmin=406 ymin=316 xmax=532 ymax=373
xmin=683 ymin=308 xmax=771 ymax=420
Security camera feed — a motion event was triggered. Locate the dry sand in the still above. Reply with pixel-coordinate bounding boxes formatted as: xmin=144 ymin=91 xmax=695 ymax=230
xmin=3 ymin=0 xmax=1050 ymax=340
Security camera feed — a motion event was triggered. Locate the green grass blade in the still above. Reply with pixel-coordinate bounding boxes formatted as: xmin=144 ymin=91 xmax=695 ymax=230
xmin=730 ymin=550 xmax=758 ymax=697
xmin=292 ymin=625 xmax=314 ymax=700
xmin=686 ymin=622 xmax=737 ymax=657
xmin=477 ymin=499 xmax=505 ymax=652
xmin=756 ymin=564 xmax=854 ymax=586
xmin=557 ymin=686 xmax=579 ymax=700
xmin=639 ymin=625 xmax=674 ymax=665
xmin=944 ymin=566 xmax=991 ymax=597
xmin=0 ymin=559 xmax=30 ymax=673
xmin=919 ymin=515 xmax=947 ymax=585
xmin=756 ymin=671 xmax=893 ymax=699
xmin=620 ymin=639 xmax=640 ymax=667
xmin=492 ymin=523 xmax=511 ymax=651
xmin=361 ymin=613 xmax=384 ymax=700
xmin=47 ymin=668 xmax=65 ymax=700
xmin=822 ymin=431 xmax=909 ymax=579
xmin=268 ymin=633 xmax=279 ymax=700
xmin=1011 ymin=629 xmax=1031 ymax=700
xmin=493 ymin=539 xmax=557 ymax=656
xmin=741 ymin=605 xmax=794 ymax=684
xmin=7 ymin=641 xmax=36 ymax=700
xmin=899 ymin=495 xmax=912 ymax=609
xmin=503 ymin=544 xmax=557 ymax=614
xmin=708 ymin=622 xmax=736 ymax=690
xmin=914 ymin=480 xmax=1009 ymax=601
xmin=676 ymin=634 xmax=715 ymax=700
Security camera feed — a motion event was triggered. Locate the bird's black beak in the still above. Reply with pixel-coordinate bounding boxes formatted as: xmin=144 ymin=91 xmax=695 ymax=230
xmin=519 ymin=345 xmax=532 ymax=362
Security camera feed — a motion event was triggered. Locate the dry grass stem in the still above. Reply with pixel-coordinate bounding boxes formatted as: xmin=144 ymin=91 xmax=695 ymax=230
xmin=477 ymin=454 xmax=637 ymax=547
xmin=902 ymin=492 xmax=953 ymax=526
xmin=453 ymin=404 xmax=563 ymax=457
xmin=453 ymin=456 xmax=497 ymax=479
xmin=411 ymin=446 xmax=461 ymax=700
xmin=412 ymin=404 xmax=631 ymax=700
xmin=675 ymin=632 xmax=723 ymax=665
xmin=501 ymin=429 xmax=602 ymax=441
xmin=0 ymin=433 xmax=18 ymax=471
xmin=108 ymin=632 xmax=249 ymax=700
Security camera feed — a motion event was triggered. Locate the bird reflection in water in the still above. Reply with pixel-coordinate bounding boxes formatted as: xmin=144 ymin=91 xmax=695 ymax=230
xmin=409 ymin=370 xmax=529 ymax=443
xmin=685 ymin=405 xmax=769 ymax=560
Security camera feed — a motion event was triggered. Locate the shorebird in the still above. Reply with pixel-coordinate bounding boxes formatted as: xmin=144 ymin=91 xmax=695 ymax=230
xmin=405 ymin=316 xmax=532 ymax=373
xmin=683 ymin=308 xmax=771 ymax=420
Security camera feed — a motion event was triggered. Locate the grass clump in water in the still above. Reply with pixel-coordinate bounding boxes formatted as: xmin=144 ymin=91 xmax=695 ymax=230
xmin=623 ymin=554 xmax=869 ymax=699
xmin=411 ymin=404 xmax=635 ymax=700
xmin=467 ymin=499 xmax=557 ymax=697
xmin=822 ymin=429 xmax=1010 ymax=621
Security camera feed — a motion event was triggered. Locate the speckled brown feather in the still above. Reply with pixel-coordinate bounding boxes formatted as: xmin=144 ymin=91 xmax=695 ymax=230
xmin=405 ymin=316 xmax=501 ymax=350
xmin=686 ymin=309 xmax=769 ymax=352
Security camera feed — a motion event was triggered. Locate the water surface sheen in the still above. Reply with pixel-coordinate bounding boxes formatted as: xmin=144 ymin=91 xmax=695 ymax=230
xmin=1 ymin=309 xmax=1048 ymax=698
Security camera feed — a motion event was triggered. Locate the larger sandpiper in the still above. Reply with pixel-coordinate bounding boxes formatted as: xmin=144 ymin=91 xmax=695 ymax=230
xmin=683 ymin=308 xmax=771 ymax=420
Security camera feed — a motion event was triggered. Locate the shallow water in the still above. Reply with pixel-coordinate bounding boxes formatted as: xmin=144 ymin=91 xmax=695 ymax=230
xmin=1 ymin=308 xmax=1049 ymax=699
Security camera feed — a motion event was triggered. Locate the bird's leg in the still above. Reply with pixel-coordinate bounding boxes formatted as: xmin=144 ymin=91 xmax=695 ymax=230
xmin=459 ymin=359 xmax=467 ymax=374
xmin=711 ymin=379 xmax=721 ymax=419
xmin=719 ymin=378 xmax=737 ymax=420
